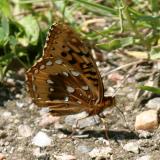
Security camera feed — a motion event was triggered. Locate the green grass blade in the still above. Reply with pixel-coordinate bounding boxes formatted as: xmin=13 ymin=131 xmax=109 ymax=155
xmin=139 ymin=85 xmax=160 ymax=94
xmin=76 ymin=0 xmax=117 ymax=16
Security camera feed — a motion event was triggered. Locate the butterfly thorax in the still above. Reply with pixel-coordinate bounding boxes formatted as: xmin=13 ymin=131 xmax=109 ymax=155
xmin=88 ymin=96 xmax=115 ymax=115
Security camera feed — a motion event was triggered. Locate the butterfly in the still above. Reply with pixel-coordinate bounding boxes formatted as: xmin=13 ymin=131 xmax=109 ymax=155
xmin=26 ymin=22 xmax=115 ymax=117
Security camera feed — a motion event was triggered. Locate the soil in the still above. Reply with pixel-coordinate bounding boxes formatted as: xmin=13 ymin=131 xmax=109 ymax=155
xmin=0 ymin=52 xmax=160 ymax=160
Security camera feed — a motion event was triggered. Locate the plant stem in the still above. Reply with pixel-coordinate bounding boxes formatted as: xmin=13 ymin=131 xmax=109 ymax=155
xmin=15 ymin=56 xmax=28 ymax=69
xmin=121 ymin=0 xmax=150 ymax=58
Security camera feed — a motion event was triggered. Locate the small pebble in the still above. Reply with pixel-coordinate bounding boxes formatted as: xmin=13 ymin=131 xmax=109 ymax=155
xmin=6 ymin=78 xmax=15 ymax=86
xmin=33 ymin=147 xmax=41 ymax=157
xmin=33 ymin=148 xmax=48 ymax=158
xmin=3 ymin=100 xmax=16 ymax=108
xmin=16 ymin=100 xmax=25 ymax=108
xmin=0 ymin=130 xmax=7 ymax=139
xmin=29 ymin=103 xmax=37 ymax=110
xmin=135 ymin=73 xmax=150 ymax=82
xmin=18 ymin=125 xmax=32 ymax=137
xmin=108 ymin=72 xmax=124 ymax=83
xmin=65 ymin=112 xmax=100 ymax=128
xmin=135 ymin=110 xmax=159 ymax=131
xmin=65 ymin=112 xmax=88 ymax=126
xmin=75 ymin=116 xmax=100 ymax=129
xmin=0 ymin=153 xmax=6 ymax=160
xmin=54 ymin=154 xmax=76 ymax=160
xmin=39 ymin=108 xmax=50 ymax=116
xmin=57 ymin=133 xmax=67 ymax=139
xmin=17 ymin=68 xmax=26 ymax=76
xmin=32 ymin=131 xmax=51 ymax=147
xmin=2 ymin=112 xmax=12 ymax=119
xmin=4 ymin=142 xmax=9 ymax=146
xmin=136 ymin=155 xmax=151 ymax=160
xmin=76 ymin=144 xmax=93 ymax=153
xmin=146 ymin=98 xmax=160 ymax=111
xmin=17 ymin=146 xmax=23 ymax=152
xmin=96 ymin=137 xmax=110 ymax=145
xmin=123 ymin=142 xmax=139 ymax=153
xmin=89 ymin=147 xmax=112 ymax=158
xmin=54 ymin=122 xmax=64 ymax=130
xmin=137 ymin=130 xmax=153 ymax=138
xmin=39 ymin=113 xmax=60 ymax=127
xmin=15 ymin=94 xmax=23 ymax=99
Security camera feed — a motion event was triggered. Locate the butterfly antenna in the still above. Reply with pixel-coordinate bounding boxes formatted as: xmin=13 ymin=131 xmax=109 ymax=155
xmin=112 ymin=60 xmax=143 ymax=97
xmin=115 ymin=104 xmax=132 ymax=130
xmin=112 ymin=73 xmax=130 ymax=97
xmin=110 ymin=60 xmax=143 ymax=130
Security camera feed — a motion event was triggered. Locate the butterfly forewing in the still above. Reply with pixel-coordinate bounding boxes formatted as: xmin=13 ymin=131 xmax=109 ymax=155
xmin=42 ymin=23 xmax=104 ymax=104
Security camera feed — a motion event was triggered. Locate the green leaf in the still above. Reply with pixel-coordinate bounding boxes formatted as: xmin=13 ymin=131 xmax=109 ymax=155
xmin=150 ymin=0 xmax=159 ymax=13
xmin=0 ymin=16 xmax=9 ymax=46
xmin=83 ymin=24 xmax=119 ymax=41
xmin=0 ymin=53 xmax=15 ymax=65
xmin=97 ymin=23 xmax=120 ymax=36
xmin=139 ymin=85 xmax=160 ymax=94
xmin=150 ymin=46 xmax=160 ymax=60
xmin=97 ymin=39 xmax=121 ymax=51
xmin=9 ymin=35 xmax=18 ymax=51
xmin=19 ymin=15 xmax=39 ymax=45
xmin=76 ymin=0 xmax=117 ymax=16
xmin=97 ymin=37 xmax=134 ymax=51
xmin=0 ymin=0 xmax=11 ymax=17
xmin=9 ymin=36 xmax=18 ymax=47
xmin=120 ymin=37 xmax=134 ymax=47
xmin=128 ymin=7 xmax=160 ymax=30
xmin=138 ymin=15 xmax=160 ymax=30
xmin=0 ymin=28 xmax=8 ymax=46
xmin=17 ymin=52 xmax=27 ymax=57
xmin=1 ymin=15 xmax=9 ymax=36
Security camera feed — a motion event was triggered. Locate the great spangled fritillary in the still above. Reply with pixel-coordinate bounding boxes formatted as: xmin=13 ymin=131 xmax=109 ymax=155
xmin=26 ymin=22 xmax=115 ymax=116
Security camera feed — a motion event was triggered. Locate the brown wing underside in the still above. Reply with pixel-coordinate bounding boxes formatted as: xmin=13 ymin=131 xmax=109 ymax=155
xmin=26 ymin=57 xmax=98 ymax=115
xmin=42 ymin=23 xmax=104 ymax=104
xmin=34 ymin=100 xmax=91 ymax=116
xmin=26 ymin=57 xmax=97 ymax=105
xmin=26 ymin=22 xmax=107 ymax=115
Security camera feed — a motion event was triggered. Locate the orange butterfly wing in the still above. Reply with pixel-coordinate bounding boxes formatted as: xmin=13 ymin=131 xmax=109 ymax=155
xmin=26 ymin=23 xmax=114 ymax=116
xmin=42 ymin=23 xmax=104 ymax=104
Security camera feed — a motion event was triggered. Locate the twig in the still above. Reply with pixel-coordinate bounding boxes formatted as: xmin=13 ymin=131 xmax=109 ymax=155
xmin=112 ymin=60 xmax=140 ymax=97
xmin=102 ymin=59 xmax=143 ymax=77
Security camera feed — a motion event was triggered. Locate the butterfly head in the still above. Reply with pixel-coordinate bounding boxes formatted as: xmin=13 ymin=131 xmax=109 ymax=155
xmin=103 ymin=96 xmax=116 ymax=108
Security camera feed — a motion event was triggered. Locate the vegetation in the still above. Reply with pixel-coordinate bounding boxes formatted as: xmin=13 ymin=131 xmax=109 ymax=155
xmin=0 ymin=0 xmax=159 ymax=93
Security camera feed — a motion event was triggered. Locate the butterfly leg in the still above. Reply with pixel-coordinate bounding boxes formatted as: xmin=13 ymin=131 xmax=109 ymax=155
xmin=67 ymin=120 xmax=81 ymax=139
xmin=98 ymin=114 xmax=110 ymax=140
xmin=66 ymin=114 xmax=91 ymax=139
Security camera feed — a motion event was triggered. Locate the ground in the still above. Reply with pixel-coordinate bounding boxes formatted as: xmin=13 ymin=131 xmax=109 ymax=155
xmin=0 ymin=52 xmax=160 ymax=160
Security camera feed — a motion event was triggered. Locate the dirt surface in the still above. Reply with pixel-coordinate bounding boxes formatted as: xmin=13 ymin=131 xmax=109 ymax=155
xmin=0 ymin=52 xmax=160 ymax=160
